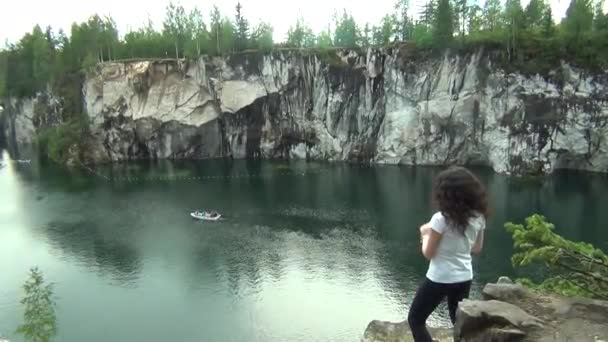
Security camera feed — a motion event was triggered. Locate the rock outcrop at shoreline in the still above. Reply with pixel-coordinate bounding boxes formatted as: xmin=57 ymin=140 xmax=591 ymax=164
xmin=362 ymin=277 xmax=608 ymax=341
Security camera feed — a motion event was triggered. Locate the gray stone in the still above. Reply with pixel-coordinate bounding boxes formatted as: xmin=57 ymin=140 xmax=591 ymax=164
xmin=482 ymin=283 xmax=529 ymax=302
xmin=460 ymin=327 xmax=526 ymax=342
xmin=454 ymin=299 xmax=544 ymax=341
xmin=362 ymin=320 xmax=452 ymax=342
xmin=497 ymin=276 xmax=514 ymax=285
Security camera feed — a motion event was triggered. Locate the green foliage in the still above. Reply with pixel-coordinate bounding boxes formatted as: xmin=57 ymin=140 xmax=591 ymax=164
xmin=333 ymin=10 xmax=360 ymax=48
xmin=316 ymin=29 xmax=333 ymax=48
xmin=483 ymin=0 xmax=503 ymax=31
xmin=37 ymin=117 xmax=87 ymax=164
xmin=251 ymin=23 xmax=274 ymax=52
xmin=433 ymin=0 xmax=454 ymax=46
xmin=563 ymin=0 xmax=595 ymax=51
xmin=234 ymin=2 xmax=250 ymax=51
xmin=394 ymin=0 xmax=413 ymax=41
xmin=506 ymin=214 xmax=608 ymax=300
xmin=525 ymin=0 xmax=547 ymax=27
xmin=16 ymin=267 xmax=57 ymax=342
xmin=286 ymin=18 xmax=315 ymax=48
xmin=3 ymin=0 xmax=608 ymax=106
xmin=373 ymin=15 xmax=396 ymax=46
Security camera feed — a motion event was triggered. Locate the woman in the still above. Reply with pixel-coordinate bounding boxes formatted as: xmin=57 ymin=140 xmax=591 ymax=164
xmin=407 ymin=166 xmax=488 ymax=342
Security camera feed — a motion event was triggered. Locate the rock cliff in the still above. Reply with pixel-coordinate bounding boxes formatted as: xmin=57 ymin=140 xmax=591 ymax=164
xmin=2 ymin=47 xmax=608 ymax=174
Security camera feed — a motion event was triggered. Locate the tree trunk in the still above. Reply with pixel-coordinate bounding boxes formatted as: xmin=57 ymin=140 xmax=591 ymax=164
xmin=175 ymin=40 xmax=179 ymax=60
xmin=216 ymin=28 xmax=220 ymax=55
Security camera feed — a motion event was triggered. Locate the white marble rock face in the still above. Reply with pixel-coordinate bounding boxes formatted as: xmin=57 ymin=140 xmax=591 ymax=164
xmin=4 ymin=48 xmax=607 ymax=174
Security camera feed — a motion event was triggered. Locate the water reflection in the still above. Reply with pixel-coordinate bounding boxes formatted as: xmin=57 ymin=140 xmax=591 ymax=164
xmin=44 ymin=220 xmax=142 ymax=286
xmin=2 ymin=149 xmax=608 ymax=341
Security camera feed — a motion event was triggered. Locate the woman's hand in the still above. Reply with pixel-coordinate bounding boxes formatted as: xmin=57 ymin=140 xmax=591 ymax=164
xmin=419 ymin=223 xmax=432 ymax=237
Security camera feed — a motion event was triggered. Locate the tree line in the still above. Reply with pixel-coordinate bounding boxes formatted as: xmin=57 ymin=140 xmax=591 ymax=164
xmin=1 ymin=0 xmax=608 ymax=99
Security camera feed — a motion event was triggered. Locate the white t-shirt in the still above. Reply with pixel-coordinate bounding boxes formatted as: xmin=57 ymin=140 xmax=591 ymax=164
xmin=426 ymin=211 xmax=485 ymax=284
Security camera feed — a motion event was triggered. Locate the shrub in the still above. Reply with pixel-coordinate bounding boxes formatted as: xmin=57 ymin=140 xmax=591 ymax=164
xmin=506 ymin=214 xmax=608 ymax=299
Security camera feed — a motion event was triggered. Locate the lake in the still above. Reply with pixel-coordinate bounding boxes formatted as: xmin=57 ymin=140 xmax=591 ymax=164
xmin=1 ymin=149 xmax=607 ymax=341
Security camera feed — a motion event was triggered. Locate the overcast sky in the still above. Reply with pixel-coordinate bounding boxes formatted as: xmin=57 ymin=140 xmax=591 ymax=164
xmin=0 ymin=0 xmax=582 ymax=45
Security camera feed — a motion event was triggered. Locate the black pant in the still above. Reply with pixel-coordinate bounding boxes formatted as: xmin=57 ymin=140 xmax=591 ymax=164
xmin=407 ymin=277 xmax=471 ymax=342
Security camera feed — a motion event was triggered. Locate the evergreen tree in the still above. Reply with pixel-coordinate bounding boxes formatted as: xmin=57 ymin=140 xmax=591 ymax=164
xmin=525 ymin=0 xmax=547 ymax=28
xmin=541 ymin=7 xmax=555 ymax=37
xmin=504 ymin=0 xmax=525 ymax=57
xmin=594 ymin=1 xmax=608 ymax=31
xmin=186 ymin=8 xmax=208 ymax=57
xmin=482 ymin=0 xmax=503 ymax=31
xmin=251 ymin=22 xmax=273 ymax=52
xmin=162 ymin=2 xmax=190 ymax=59
xmin=433 ymin=0 xmax=454 ymax=46
xmin=454 ymin=0 xmax=470 ymax=39
xmin=316 ymin=26 xmax=333 ymax=48
xmin=372 ymin=15 xmax=396 ymax=45
xmin=234 ymin=2 xmax=250 ymax=51
xmin=563 ymin=0 xmax=594 ymax=50
xmin=420 ymin=0 xmax=437 ymax=28
xmin=333 ymin=10 xmax=360 ymax=47
xmin=221 ymin=18 xmax=236 ymax=54
xmin=468 ymin=4 xmax=483 ymax=34
xmin=395 ymin=0 xmax=412 ymax=41
xmin=286 ymin=18 xmax=315 ymax=48
xmin=362 ymin=23 xmax=372 ymax=47
xmin=209 ymin=6 xmax=223 ymax=55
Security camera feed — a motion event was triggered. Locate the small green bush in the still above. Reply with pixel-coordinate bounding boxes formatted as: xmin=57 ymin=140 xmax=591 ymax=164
xmin=37 ymin=117 xmax=87 ymax=164
xmin=16 ymin=267 xmax=57 ymax=342
xmin=506 ymin=214 xmax=608 ymax=299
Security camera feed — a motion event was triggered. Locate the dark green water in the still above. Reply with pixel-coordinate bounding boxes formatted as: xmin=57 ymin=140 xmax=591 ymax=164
xmin=1 ymin=149 xmax=607 ymax=341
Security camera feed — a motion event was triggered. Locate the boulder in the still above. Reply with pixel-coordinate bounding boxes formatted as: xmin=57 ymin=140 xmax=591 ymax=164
xmin=482 ymin=283 xmax=529 ymax=303
xmin=497 ymin=276 xmax=514 ymax=285
xmin=454 ymin=299 xmax=544 ymax=341
xmin=362 ymin=320 xmax=452 ymax=342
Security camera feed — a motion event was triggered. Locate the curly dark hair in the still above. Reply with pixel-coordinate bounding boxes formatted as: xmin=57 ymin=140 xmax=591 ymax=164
xmin=432 ymin=166 xmax=488 ymax=234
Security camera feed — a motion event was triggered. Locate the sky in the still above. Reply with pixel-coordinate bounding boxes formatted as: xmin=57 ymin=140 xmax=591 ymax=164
xmin=0 ymin=0 xmax=580 ymax=45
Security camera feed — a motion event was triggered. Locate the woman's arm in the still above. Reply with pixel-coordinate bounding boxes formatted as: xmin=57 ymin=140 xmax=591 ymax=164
xmin=471 ymin=229 xmax=484 ymax=255
xmin=420 ymin=225 xmax=442 ymax=260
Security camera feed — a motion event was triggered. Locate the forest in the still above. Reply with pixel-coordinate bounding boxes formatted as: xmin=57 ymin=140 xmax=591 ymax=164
xmin=0 ymin=0 xmax=607 ymax=100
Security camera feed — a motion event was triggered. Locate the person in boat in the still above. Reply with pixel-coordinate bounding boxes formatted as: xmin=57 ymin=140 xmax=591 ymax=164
xmin=408 ymin=166 xmax=488 ymax=342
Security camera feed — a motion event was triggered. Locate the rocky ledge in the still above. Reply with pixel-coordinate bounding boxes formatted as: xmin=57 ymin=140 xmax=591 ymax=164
xmin=363 ymin=277 xmax=608 ymax=342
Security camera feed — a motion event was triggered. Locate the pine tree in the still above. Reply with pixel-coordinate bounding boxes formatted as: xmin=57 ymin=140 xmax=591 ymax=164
xmin=362 ymin=23 xmax=372 ymax=47
xmin=420 ymin=0 xmax=437 ymax=28
xmin=454 ymin=0 xmax=470 ymax=39
xmin=468 ymin=4 xmax=483 ymax=35
xmin=395 ymin=0 xmax=412 ymax=41
xmin=251 ymin=22 xmax=273 ymax=52
xmin=541 ymin=7 xmax=555 ymax=37
xmin=286 ymin=18 xmax=315 ymax=48
xmin=504 ymin=0 xmax=524 ymax=58
xmin=162 ymin=2 xmax=190 ymax=59
xmin=209 ymin=6 xmax=222 ymax=55
xmin=234 ymin=2 xmax=250 ymax=51
xmin=433 ymin=0 xmax=454 ymax=46
xmin=525 ymin=0 xmax=546 ymax=28
xmin=316 ymin=26 xmax=333 ymax=48
xmin=333 ymin=10 xmax=360 ymax=48
xmin=482 ymin=0 xmax=503 ymax=31
xmin=593 ymin=1 xmax=608 ymax=31
xmin=186 ymin=8 xmax=208 ymax=57
xmin=563 ymin=0 xmax=594 ymax=50
xmin=372 ymin=15 xmax=395 ymax=45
